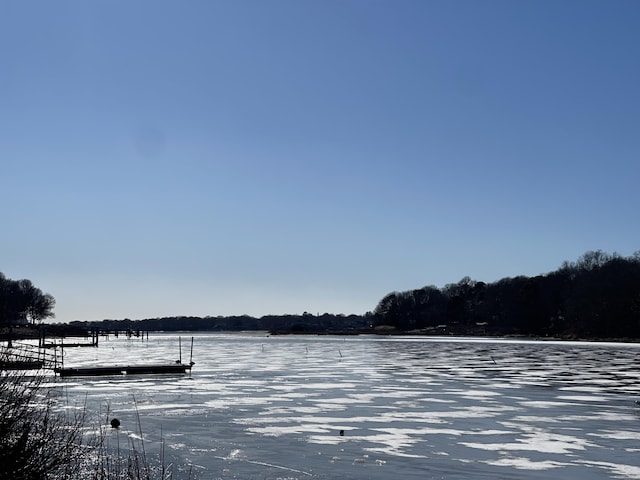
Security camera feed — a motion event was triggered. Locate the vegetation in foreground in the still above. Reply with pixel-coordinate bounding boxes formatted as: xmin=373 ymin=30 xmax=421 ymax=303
xmin=0 ymin=370 xmax=85 ymax=479
xmin=0 ymin=366 xmax=193 ymax=480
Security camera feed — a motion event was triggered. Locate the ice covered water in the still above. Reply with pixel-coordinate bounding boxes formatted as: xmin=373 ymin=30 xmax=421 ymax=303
xmin=53 ymin=333 xmax=640 ymax=479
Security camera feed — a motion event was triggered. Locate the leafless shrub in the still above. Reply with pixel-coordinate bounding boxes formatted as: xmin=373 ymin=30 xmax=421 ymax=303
xmin=0 ymin=368 xmax=195 ymax=480
xmin=0 ymin=370 xmax=86 ymax=480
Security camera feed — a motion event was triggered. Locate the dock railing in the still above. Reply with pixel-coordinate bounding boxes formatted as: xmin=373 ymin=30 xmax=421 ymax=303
xmin=0 ymin=340 xmax=59 ymax=371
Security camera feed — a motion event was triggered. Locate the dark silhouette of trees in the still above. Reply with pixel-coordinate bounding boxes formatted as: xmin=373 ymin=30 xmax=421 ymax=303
xmin=0 ymin=273 xmax=55 ymax=326
xmin=75 ymin=312 xmax=370 ymax=335
xmin=9 ymin=249 xmax=637 ymax=340
xmin=373 ymin=250 xmax=640 ymax=339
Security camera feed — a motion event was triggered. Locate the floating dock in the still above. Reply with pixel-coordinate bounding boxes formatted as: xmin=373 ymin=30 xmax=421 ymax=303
xmin=55 ymin=361 xmax=194 ymax=377
xmin=53 ymin=336 xmax=195 ymax=377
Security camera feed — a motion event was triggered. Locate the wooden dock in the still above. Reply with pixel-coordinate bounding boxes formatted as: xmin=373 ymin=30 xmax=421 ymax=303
xmin=1 ymin=341 xmax=57 ymax=371
xmin=0 ymin=359 xmax=45 ymax=370
xmin=54 ymin=336 xmax=195 ymax=377
xmin=55 ymin=361 xmax=194 ymax=377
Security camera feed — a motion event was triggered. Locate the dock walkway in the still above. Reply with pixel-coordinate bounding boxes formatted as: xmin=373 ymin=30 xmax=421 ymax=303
xmin=0 ymin=341 xmax=58 ymax=371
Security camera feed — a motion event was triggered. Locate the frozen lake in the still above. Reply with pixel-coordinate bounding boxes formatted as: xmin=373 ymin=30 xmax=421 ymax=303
xmin=51 ymin=333 xmax=640 ymax=479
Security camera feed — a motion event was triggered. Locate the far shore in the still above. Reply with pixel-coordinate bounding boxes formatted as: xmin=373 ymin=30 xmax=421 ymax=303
xmin=2 ymin=323 xmax=639 ymax=345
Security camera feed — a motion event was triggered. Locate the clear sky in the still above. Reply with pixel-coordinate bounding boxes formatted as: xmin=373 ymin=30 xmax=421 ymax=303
xmin=1 ymin=1 xmax=639 ymax=322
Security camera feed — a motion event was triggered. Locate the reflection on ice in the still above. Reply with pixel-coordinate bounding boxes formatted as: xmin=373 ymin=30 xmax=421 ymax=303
xmin=588 ymin=430 xmax=640 ymax=440
xmin=556 ymin=395 xmax=610 ymax=402
xmin=55 ymin=334 xmax=640 ymax=479
xmin=579 ymin=461 xmax=640 ymax=478
xmin=460 ymin=433 xmax=591 ymax=455
xmin=485 ymin=457 xmax=570 ymax=470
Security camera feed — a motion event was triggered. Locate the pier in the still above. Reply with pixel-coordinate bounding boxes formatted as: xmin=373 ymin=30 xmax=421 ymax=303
xmin=41 ymin=328 xmax=151 ymax=348
xmin=1 ymin=330 xmax=194 ymax=378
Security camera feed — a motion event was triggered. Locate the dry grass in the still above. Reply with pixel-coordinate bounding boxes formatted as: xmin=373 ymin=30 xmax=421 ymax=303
xmin=0 ymin=367 xmax=195 ymax=480
xmin=0 ymin=370 xmax=86 ymax=479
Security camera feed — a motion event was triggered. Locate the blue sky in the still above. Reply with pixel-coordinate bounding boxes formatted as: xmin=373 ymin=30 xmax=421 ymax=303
xmin=1 ymin=1 xmax=639 ymax=322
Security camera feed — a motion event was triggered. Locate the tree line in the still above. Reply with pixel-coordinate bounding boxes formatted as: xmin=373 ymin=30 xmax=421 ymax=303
xmin=372 ymin=250 xmax=640 ymax=339
xmin=4 ymin=249 xmax=640 ymax=339
xmin=0 ymin=273 xmax=55 ymax=326
xmin=71 ymin=312 xmax=370 ymax=334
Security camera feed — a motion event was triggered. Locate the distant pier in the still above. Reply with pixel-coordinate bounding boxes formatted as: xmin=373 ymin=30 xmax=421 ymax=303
xmin=40 ymin=328 xmax=151 ymax=348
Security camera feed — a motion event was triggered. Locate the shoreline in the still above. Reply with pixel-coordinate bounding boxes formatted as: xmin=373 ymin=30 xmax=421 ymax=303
xmin=3 ymin=324 xmax=637 ymax=346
